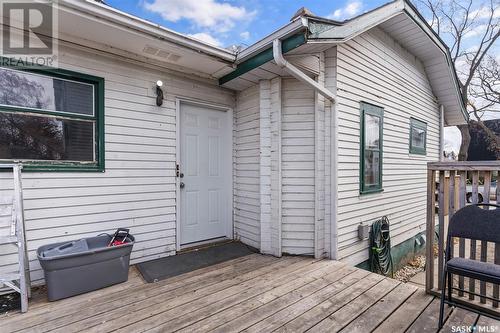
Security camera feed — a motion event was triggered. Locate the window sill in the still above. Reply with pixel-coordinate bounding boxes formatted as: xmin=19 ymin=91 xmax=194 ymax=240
xmin=409 ymin=152 xmax=427 ymax=158
xmin=360 ymin=188 xmax=384 ymax=195
xmin=0 ymin=162 xmax=104 ymax=172
xmin=409 ymin=148 xmax=426 ymax=155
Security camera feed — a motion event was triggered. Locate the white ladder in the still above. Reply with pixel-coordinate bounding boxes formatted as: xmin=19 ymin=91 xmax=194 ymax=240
xmin=0 ymin=164 xmax=30 ymax=312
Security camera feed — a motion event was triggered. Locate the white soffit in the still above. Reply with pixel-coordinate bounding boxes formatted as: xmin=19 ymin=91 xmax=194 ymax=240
xmin=379 ymin=13 xmax=466 ymax=126
xmin=57 ymin=0 xmax=235 ymax=79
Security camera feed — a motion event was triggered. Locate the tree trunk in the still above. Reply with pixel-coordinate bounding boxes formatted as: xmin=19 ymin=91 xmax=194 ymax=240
xmin=458 ymin=124 xmax=470 ymax=161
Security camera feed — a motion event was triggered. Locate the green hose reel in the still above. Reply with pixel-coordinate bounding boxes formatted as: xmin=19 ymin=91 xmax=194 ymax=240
xmin=369 ymin=216 xmax=394 ymax=277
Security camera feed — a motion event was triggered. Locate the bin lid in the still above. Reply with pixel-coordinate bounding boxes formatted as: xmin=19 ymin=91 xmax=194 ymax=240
xmin=42 ymin=239 xmax=89 ymax=258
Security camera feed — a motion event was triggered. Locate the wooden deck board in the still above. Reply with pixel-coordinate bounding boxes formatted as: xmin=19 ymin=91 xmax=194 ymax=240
xmin=438 ymin=308 xmax=479 ymax=333
xmin=61 ymin=255 xmax=297 ymax=333
xmin=242 ymin=269 xmax=377 ymax=333
xmin=2 ymin=255 xmax=255 ymax=329
xmin=476 ymin=315 xmax=500 ymax=328
xmin=337 ymin=282 xmax=417 ymax=333
xmin=176 ymin=261 xmax=350 ymax=333
xmin=208 ymin=266 xmax=359 ymax=333
xmin=137 ymin=259 xmax=331 ymax=333
xmin=406 ymin=298 xmax=454 ymax=333
xmin=293 ymin=278 xmax=399 ymax=333
xmin=5 ymin=254 xmax=272 ymax=333
xmin=373 ymin=288 xmax=434 ymax=333
xmin=1 ymin=255 xmax=497 ymax=333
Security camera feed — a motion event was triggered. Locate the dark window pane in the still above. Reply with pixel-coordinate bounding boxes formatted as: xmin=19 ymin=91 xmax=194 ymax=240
xmin=364 ymin=150 xmax=380 ymax=187
xmin=411 ymin=127 xmax=425 ymax=148
xmin=0 ymin=113 xmax=95 ymax=162
xmin=0 ymin=68 xmax=94 ymax=115
xmin=365 ymin=114 xmax=380 ymax=149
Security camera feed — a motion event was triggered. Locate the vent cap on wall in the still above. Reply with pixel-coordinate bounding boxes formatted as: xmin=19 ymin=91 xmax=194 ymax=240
xmin=143 ymin=45 xmax=181 ymax=62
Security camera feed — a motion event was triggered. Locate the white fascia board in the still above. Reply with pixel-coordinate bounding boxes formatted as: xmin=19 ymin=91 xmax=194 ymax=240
xmin=237 ymin=17 xmax=308 ymax=63
xmin=58 ymin=0 xmax=236 ymax=63
xmin=308 ymin=1 xmax=405 ymax=41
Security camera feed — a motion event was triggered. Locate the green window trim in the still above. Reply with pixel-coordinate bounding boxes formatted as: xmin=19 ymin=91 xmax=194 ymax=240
xmin=409 ymin=118 xmax=427 ymax=155
xmin=0 ymin=58 xmax=105 ymax=172
xmin=360 ymin=102 xmax=384 ymax=194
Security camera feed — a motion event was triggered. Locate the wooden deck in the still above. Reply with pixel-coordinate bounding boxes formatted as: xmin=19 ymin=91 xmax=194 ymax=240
xmin=1 ymin=254 xmax=499 ymax=332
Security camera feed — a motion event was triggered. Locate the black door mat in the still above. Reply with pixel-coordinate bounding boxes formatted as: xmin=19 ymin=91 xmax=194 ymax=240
xmin=136 ymin=241 xmax=255 ymax=283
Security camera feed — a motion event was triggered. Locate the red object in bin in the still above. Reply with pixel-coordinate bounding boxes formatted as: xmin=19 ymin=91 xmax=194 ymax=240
xmin=111 ymin=239 xmax=127 ymax=246
xmin=108 ymin=228 xmax=130 ymax=247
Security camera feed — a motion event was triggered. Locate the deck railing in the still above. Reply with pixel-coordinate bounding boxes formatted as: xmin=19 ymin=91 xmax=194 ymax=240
xmin=426 ymin=161 xmax=500 ymax=316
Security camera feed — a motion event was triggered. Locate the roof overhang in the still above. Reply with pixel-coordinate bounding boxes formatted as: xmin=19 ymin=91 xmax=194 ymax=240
xmin=219 ymin=0 xmax=468 ymax=126
xmin=55 ymin=0 xmax=236 ymax=80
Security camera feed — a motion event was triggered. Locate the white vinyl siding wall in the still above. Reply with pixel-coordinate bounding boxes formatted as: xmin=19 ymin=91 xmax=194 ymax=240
xmin=314 ymin=53 xmax=327 ymax=259
xmin=324 ymin=47 xmax=338 ymax=259
xmin=281 ymin=78 xmax=316 ymax=255
xmin=0 ymin=42 xmax=234 ymax=285
xmin=233 ymin=85 xmax=261 ymax=248
xmin=333 ymin=27 xmax=440 ymax=265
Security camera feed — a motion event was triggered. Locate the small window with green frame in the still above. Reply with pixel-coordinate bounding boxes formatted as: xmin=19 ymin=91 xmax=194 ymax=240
xmin=409 ymin=118 xmax=427 ymax=155
xmin=0 ymin=64 xmax=104 ymax=171
xmin=360 ymin=102 xmax=383 ymax=194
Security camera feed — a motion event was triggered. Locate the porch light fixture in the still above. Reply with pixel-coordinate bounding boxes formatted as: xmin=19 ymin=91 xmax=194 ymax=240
xmin=156 ymin=80 xmax=164 ymax=106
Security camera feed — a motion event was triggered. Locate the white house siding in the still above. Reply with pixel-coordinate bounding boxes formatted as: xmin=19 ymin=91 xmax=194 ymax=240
xmin=233 ymin=85 xmax=261 ymax=249
xmin=258 ymin=80 xmax=274 ymax=255
xmin=314 ymin=53 xmax=326 ymax=259
xmin=270 ymin=78 xmax=283 ymax=256
xmin=281 ymin=78 xmax=316 ymax=255
xmin=0 ymin=42 xmax=234 ymax=285
xmin=333 ymin=27 xmax=440 ymax=265
xmin=324 ymin=47 xmax=338 ymax=259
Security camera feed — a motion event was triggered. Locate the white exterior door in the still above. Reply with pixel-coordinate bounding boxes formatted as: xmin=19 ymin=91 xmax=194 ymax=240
xmin=179 ymin=102 xmax=231 ymax=245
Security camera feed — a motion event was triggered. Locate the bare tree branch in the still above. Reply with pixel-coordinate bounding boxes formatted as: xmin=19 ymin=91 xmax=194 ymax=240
xmin=471 ymin=55 xmax=500 ymax=106
xmin=415 ymin=0 xmax=500 ymax=160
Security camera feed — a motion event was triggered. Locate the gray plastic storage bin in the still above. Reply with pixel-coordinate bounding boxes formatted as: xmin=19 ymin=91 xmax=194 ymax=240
xmin=37 ymin=234 xmax=134 ymax=301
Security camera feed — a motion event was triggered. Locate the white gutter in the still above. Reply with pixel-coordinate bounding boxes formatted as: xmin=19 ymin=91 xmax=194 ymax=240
xmin=237 ymin=17 xmax=308 ymax=62
xmin=272 ymin=39 xmax=336 ymax=102
xmin=439 ymin=105 xmax=445 ymax=162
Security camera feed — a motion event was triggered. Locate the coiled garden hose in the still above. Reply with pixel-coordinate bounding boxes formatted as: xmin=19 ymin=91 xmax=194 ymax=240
xmin=369 ymin=216 xmax=394 ymax=277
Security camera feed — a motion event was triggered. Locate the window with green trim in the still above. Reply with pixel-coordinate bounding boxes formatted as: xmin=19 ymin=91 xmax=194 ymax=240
xmin=409 ymin=118 xmax=427 ymax=155
xmin=360 ymin=102 xmax=383 ymax=194
xmin=0 ymin=66 xmax=104 ymax=171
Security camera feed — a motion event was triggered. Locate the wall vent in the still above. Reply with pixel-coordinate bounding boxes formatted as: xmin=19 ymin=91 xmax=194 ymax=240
xmin=143 ymin=45 xmax=159 ymax=55
xmin=168 ymin=54 xmax=181 ymax=62
xmin=143 ymin=45 xmax=182 ymax=62
xmin=157 ymin=50 xmax=170 ymax=58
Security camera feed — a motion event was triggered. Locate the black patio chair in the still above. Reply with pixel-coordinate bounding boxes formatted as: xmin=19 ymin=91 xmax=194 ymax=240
xmin=439 ymin=203 xmax=500 ymax=328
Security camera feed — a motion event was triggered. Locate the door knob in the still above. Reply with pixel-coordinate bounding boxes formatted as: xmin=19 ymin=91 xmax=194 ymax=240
xmin=180 ymin=173 xmax=184 ymax=178
xmin=180 ymin=182 xmax=185 ymax=189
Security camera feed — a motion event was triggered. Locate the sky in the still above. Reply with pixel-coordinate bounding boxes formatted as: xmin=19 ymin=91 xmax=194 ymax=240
xmin=107 ymin=0 xmax=388 ymax=48
xmin=106 ymin=0 xmax=499 ymax=154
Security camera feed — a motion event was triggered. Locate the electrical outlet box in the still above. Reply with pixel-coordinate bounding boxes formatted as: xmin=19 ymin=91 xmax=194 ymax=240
xmin=358 ymin=223 xmax=370 ymax=240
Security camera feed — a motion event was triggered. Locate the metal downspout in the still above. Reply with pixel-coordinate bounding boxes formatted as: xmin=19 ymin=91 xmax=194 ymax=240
xmin=273 ymin=38 xmax=337 ymax=259
xmin=439 ymin=105 xmax=444 ymax=161
xmin=272 ymin=39 xmax=336 ymax=102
